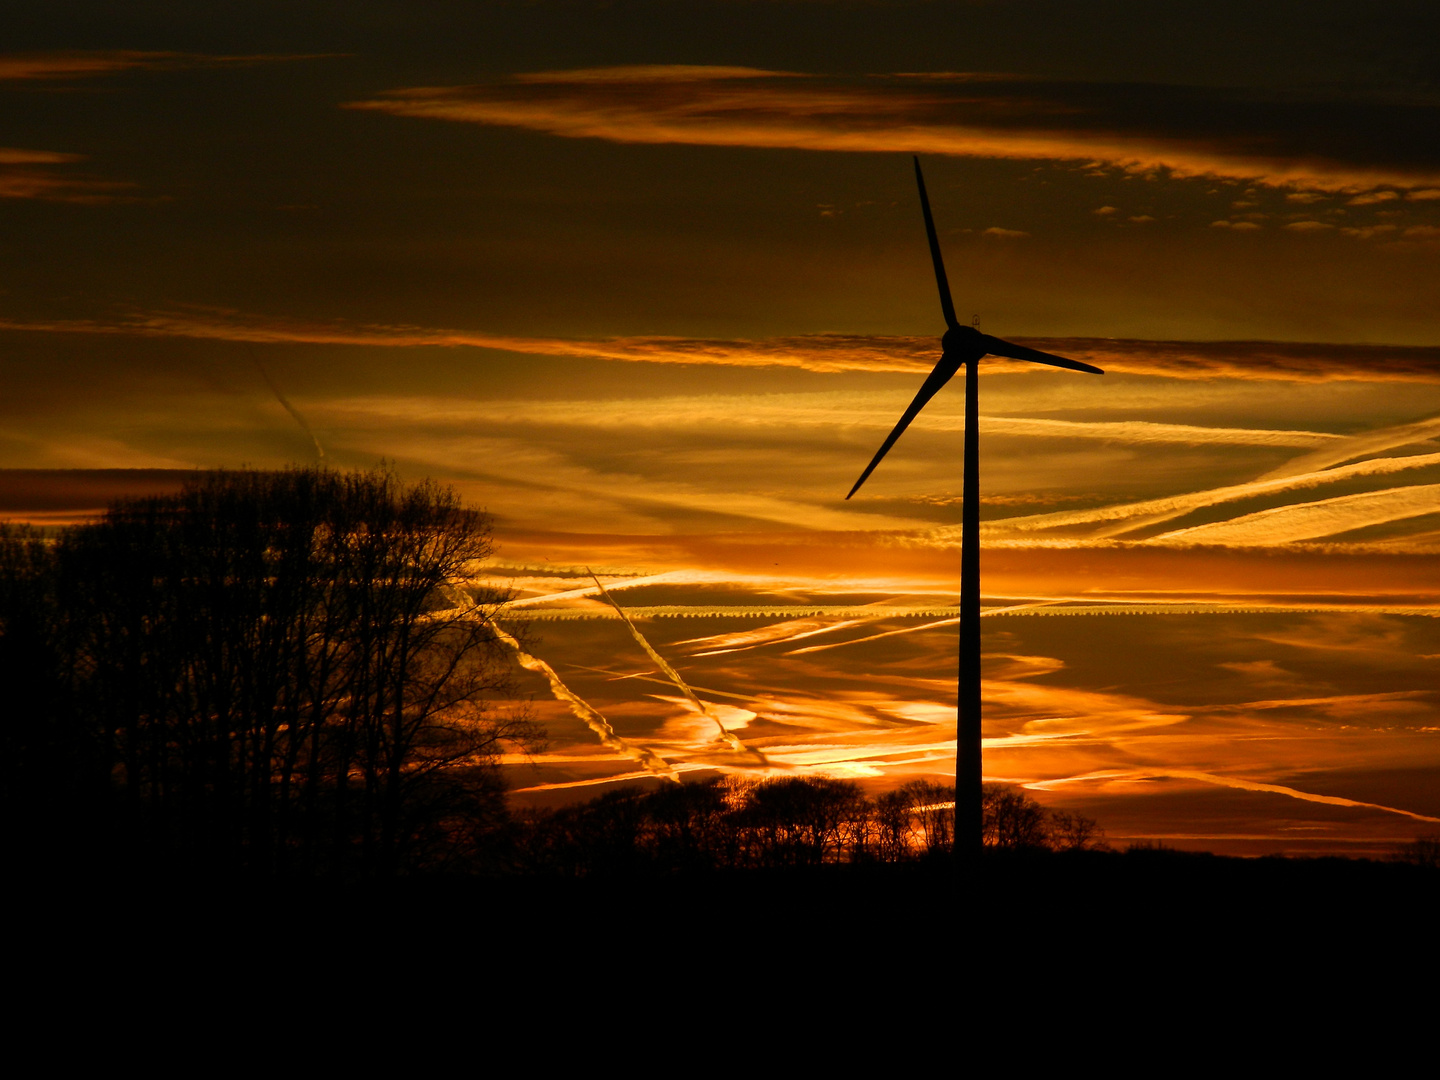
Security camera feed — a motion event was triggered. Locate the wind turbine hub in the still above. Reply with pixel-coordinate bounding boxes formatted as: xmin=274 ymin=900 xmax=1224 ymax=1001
xmin=942 ymin=324 xmax=985 ymax=359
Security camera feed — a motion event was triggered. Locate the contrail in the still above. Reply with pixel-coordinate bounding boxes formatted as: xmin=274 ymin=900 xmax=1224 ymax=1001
xmin=784 ymin=601 xmax=1062 ymax=655
xmin=489 ymin=620 xmax=678 ymax=781
xmin=505 ymin=571 xmax=689 ymax=608
xmin=1039 ymin=768 xmax=1440 ymax=823
xmin=248 ymin=345 xmax=325 ymax=461
xmin=1152 ymin=483 xmax=1440 ymax=545
xmin=977 ymin=450 xmax=1440 ymax=539
xmin=1257 ymin=412 xmax=1440 ymax=480
xmin=684 ymin=618 xmax=872 ymax=656
xmin=588 ymin=569 xmax=768 ymax=764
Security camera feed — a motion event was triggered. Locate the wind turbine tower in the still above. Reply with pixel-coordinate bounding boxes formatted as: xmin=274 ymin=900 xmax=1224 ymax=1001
xmin=847 ymin=157 xmax=1104 ymax=854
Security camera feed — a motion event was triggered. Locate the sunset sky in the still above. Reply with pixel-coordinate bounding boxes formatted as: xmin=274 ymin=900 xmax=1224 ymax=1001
xmin=6 ymin=2 xmax=1440 ymax=855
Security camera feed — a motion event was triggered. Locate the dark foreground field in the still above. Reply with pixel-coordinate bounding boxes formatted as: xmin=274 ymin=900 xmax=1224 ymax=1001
xmin=12 ymin=850 xmax=1437 ymax=1052
xmin=20 ymin=849 xmax=1437 ymax=975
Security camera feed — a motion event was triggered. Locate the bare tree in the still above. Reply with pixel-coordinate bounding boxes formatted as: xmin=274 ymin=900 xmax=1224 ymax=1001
xmin=899 ymin=779 xmax=955 ymax=856
xmin=982 ymin=784 xmax=1051 ymax=851
xmin=1048 ymin=809 xmax=1105 ymax=852
xmin=739 ymin=777 xmax=870 ymax=867
xmin=21 ymin=467 xmax=538 ymax=878
xmin=1393 ymin=836 xmax=1440 ymax=870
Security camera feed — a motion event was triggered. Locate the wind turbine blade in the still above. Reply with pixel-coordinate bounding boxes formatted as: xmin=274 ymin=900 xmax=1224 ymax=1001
xmin=847 ymin=351 xmax=962 ymax=499
xmin=914 ymin=156 xmax=960 ymax=331
xmin=980 ymin=335 xmax=1104 ymax=375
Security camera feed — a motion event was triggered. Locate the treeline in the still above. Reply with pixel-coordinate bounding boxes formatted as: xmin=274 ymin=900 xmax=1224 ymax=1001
xmin=0 ymin=468 xmax=538 ymax=880
xmin=514 ymin=776 xmax=1104 ymax=876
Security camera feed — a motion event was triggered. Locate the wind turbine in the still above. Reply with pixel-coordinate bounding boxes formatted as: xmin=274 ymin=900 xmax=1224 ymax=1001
xmin=846 ymin=156 xmax=1103 ymax=855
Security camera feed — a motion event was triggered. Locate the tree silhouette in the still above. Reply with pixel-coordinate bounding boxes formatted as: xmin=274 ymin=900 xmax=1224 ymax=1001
xmin=0 ymin=467 xmax=539 ymax=879
xmin=739 ymin=776 xmax=870 ymax=867
xmin=982 ymin=784 xmax=1052 ymax=850
xmin=899 ymin=779 xmax=957 ymax=855
xmin=515 ymin=776 xmax=1102 ymax=875
xmin=0 ymin=524 xmax=110 ymax=870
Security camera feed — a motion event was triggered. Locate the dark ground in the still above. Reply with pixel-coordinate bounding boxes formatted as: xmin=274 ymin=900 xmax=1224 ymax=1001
xmin=9 ymin=850 xmax=1435 ymax=1051
xmin=17 ymin=849 xmax=1437 ymax=970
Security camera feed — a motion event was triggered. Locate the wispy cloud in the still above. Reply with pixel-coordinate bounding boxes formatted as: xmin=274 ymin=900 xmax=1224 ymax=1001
xmin=785 ymin=602 xmax=1062 ymax=655
xmin=0 ymin=54 xmax=339 ymax=205
xmin=587 ymin=570 xmax=765 ymax=762
xmin=679 ymin=617 xmax=871 ymax=656
xmin=787 ymin=616 xmax=958 ymax=655
xmin=979 ymin=416 xmax=1339 ymax=448
xmin=0 ymin=147 xmax=132 ymax=203
xmin=980 ymin=452 xmax=1440 ymax=539
xmin=1153 ymin=484 xmax=1440 ymax=545
xmin=347 ymin=66 xmax=1440 ymax=194
xmin=1258 ymin=413 xmax=1440 ymax=480
xmin=488 ymin=622 xmax=677 ymax=780
xmin=328 ymin=393 xmax=1344 ymax=450
xmin=6 ymin=307 xmax=1440 ymax=383
xmin=1036 ymin=769 xmax=1440 ymax=823
xmin=0 ymin=50 xmax=340 ymax=81
xmin=0 ymin=149 xmax=80 ymax=164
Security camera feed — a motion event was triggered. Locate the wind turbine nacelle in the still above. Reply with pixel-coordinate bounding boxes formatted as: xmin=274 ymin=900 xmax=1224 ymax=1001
xmin=941 ymin=324 xmax=986 ymax=359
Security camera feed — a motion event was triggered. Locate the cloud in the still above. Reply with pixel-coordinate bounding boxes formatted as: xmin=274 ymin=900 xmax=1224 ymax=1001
xmin=787 ymin=616 xmax=959 ymax=655
xmin=0 ymin=147 xmax=132 ymax=203
xmin=982 ymin=451 xmax=1440 ymax=539
xmin=516 ymin=64 xmax=786 ymax=84
xmin=1258 ymin=413 xmax=1440 ymax=480
xmin=1036 ymin=768 xmax=1440 ymax=823
xmin=346 ymin=67 xmax=1440 ymax=194
xmin=0 ymin=51 xmax=183 ymax=80
xmin=504 ymin=570 xmax=694 ymax=609
xmin=1205 ymin=690 xmax=1432 ymax=717
xmin=327 ymin=392 xmax=1344 ymax=451
xmin=1347 ymin=190 xmax=1401 ymax=206
xmin=7 ymin=307 xmax=1440 ymax=383
xmin=1152 ymin=484 xmax=1440 ymax=545
xmin=498 ymin=600 xmax=1440 ymax=841
xmin=488 ymin=621 xmax=678 ymax=780
xmin=0 ymin=149 xmax=79 ymax=164
xmin=587 ymin=571 xmax=765 ymax=762
xmin=1341 ymin=224 xmax=1398 ymax=239
xmin=784 ymin=602 xmax=1059 ymax=655
xmin=0 ymin=50 xmax=340 ymax=81
xmin=979 ymin=415 xmax=1336 ymax=448
xmin=678 ymin=617 xmax=871 ymax=656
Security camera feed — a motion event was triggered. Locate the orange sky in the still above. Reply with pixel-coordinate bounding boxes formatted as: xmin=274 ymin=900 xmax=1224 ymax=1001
xmin=4 ymin=3 xmax=1439 ymax=854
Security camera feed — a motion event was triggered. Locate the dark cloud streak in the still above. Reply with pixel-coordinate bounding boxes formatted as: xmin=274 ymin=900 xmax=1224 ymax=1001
xmin=349 ymin=67 xmax=1440 ymax=193
xmin=0 ymin=50 xmax=344 ymax=81
xmin=6 ymin=309 xmax=1439 ymax=384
